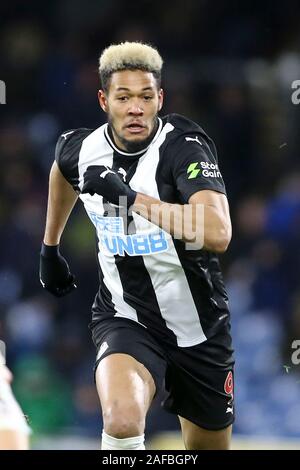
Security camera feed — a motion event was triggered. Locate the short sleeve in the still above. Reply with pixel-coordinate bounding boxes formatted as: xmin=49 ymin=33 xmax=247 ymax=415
xmin=170 ymin=133 xmax=226 ymax=203
xmin=55 ymin=128 xmax=92 ymax=190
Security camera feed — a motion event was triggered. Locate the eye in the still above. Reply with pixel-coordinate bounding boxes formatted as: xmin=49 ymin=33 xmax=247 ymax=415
xmin=144 ymin=95 xmax=153 ymax=101
xmin=118 ymin=96 xmax=128 ymax=101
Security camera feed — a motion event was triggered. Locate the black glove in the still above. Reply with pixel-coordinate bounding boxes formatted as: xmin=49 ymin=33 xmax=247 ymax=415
xmin=39 ymin=243 xmax=77 ymax=297
xmin=81 ymin=165 xmax=137 ymax=208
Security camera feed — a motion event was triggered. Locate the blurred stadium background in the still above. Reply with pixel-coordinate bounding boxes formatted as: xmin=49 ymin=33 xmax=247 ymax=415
xmin=1 ymin=0 xmax=300 ymax=450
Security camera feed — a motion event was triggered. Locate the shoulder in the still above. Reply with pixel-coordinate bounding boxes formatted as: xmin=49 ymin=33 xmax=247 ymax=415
xmin=162 ymin=113 xmax=210 ymax=140
xmin=55 ymin=128 xmax=94 ymax=160
xmin=160 ymin=113 xmax=218 ymax=164
xmin=160 ymin=116 xmax=226 ymax=202
xmin=55 ymin=128 xmax=94 ymax=187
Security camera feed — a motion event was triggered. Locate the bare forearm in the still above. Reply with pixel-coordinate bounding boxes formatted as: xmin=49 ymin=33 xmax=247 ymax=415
xmin=43 ymin=162 xmax=78 ymax=245
xmin=133 ymin=193 xmax=191 ymax=240
xmin=133 ymin=192 xmax=231 ymax=252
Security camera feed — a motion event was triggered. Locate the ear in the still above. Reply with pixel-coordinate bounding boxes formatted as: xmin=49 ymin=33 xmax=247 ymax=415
xmin=98 ymin=90 xmax=108 ymax=113
xmin=158 ymin=88 xmax=164 ymax=111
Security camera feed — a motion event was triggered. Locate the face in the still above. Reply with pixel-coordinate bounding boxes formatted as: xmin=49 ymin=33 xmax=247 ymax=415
xmin=98 ymin=70 xmax=163 ymax=152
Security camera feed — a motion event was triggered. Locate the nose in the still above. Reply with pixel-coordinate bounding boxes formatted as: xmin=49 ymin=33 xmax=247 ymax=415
xmin=128 ymin=99 xmax=144 ymax=116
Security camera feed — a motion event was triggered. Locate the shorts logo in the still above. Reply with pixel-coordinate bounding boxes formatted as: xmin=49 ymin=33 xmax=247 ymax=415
xmin=224 ymin=371 xmax=233 ymax=396
xmin=97 ymin=341 xmax=109 ymax=361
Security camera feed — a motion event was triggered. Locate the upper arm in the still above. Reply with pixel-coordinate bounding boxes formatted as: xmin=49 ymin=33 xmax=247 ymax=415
xmin=170 ymin=132 xmax=226 ymax=204
xmin=189 ymin=189 xmax=231 ymax=228
xmin=43 ymin=128 xmax=92 ymax=245
xmin=49 ymin=161 xmax=78 ymax=205
xmin=43 ymin=161 xmax=78 ymax=245
xmin=55 ymin=128 xmax=92 ymax=191
xmin=188 ymin=189 xmax=232 ymax=252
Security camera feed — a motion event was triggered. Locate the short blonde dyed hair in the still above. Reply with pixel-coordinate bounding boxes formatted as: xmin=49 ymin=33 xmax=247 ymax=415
xmin=99 ymin=41 xmax=163 ymax=92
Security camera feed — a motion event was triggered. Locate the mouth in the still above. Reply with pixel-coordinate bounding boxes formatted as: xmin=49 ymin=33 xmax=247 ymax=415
xmin=125 ymin=122 xmax=147 ymax=134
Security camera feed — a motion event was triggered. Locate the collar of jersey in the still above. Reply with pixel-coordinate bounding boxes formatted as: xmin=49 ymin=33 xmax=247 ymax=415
xmin=104 ymin=117 xmax=162 ymax=156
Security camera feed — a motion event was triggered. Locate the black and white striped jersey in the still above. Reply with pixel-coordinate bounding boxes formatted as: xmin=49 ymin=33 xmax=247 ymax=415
xmin=55 ymin=113 xmax=230 ymax=347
